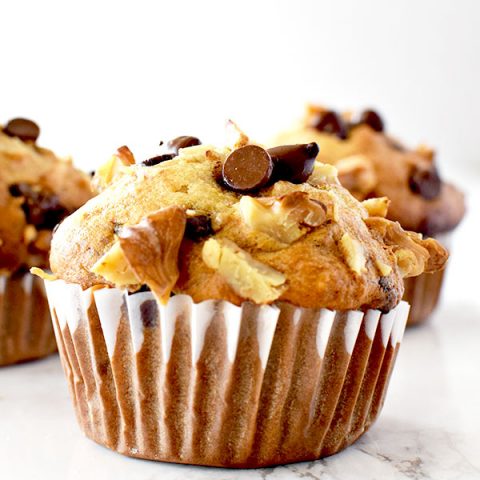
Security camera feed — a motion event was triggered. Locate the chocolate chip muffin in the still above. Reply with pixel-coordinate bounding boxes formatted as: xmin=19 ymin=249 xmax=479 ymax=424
xmin=39 ymin=126 xmax=447 ymax=467
xmin=0 ymin=117 xmax=93 ymax=365
xmin=274 ymin=105 xmax=465 ymax=325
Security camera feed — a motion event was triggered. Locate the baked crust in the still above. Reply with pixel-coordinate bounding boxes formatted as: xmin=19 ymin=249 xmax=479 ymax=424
xmin=273 ymin=107 xmax=465 ymax=236
xmin=50 ymin=142 xmax=448 ymax=312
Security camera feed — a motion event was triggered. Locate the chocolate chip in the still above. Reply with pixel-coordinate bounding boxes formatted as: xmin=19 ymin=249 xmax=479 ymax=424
xmin=222 ymin=145 xmax=273 ymax=192
xmin=8 ymin=183 xmax=69 ymax=229
xmin=268 ymin=143 xmax=319 ymax=184
xmin=8 ymin=184 xmax=23 ymax=197
xmin=3 ymin=118 xmax=40 ymax=142
xmin=379 ymin=276 xmax=392 ymax=293
xmin=313 ymin=111 xmax=347 ymax=139
xmin=168 ymin=136 xmax=201 ymax=153
xmin=359 ymin=110 xmax=384 ymax=132
xmin=408 ymin=165 xmax=441 ymax=200
xmin=140 ymin=299 xmax=158 ymax=328
xmin=141 ymin=153 xmax=176 ymax=167
xmin=378 ymin=276 xmax=398 ymax=312
xmin=185 ymin=215 xmax=213 ymax=241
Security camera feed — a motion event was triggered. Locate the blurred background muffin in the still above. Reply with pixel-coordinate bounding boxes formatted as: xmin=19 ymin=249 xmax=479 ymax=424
xmin=0 ymin=117 xmax=93 ymax=365
xmin=273 ymin=105 xmax=466 ymax=325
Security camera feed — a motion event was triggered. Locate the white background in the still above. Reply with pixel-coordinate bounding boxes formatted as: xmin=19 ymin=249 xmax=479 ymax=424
xmin=2 ymin=0 xmax=478 ymax=300
xmin=2 ymin=0 xmax=480 ymax=168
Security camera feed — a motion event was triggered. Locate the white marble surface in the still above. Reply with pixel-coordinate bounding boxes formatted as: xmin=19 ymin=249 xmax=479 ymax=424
xmin=1 ymin=175 xmax=479 ymax=480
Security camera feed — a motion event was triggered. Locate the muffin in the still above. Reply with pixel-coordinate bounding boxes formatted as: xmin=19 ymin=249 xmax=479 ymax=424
xmin=0 ymin=117 xmax=93 ymax=365
xmin=37 ymin=128 xmax=447 ymax=467
xmin=273 ymin=105 xmax=465 ymax=325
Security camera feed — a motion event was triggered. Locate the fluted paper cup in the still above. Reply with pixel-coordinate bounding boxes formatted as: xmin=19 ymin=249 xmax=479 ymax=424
xmin=403 ymin=232 xmax=451 ymax=327
xmin=0 ymin=271 xmax=56 ymax=366
xmin=45 ymin=279 xmax=409 ymax=467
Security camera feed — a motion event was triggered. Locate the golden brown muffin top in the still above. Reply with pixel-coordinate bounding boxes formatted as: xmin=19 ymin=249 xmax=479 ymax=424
xmin=49 ymin=126 xmax=448 ymax=312
xmin=0 ymin=118 xmax=93 ymax=274
xmin=273 ymin=105 xmax=466 ymax=236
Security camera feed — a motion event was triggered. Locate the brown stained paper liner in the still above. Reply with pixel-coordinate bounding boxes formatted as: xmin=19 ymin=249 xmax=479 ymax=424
xmin=45 ymin=279 xmax=409 ymax=468
xmin=0 ymin=271 xmax=56 ymax=366
xmin=403 ymin=232 xmax=451 ymax=327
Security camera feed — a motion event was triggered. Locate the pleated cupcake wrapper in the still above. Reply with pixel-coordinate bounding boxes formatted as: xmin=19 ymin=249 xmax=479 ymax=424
xmin=403 ymin=232 xmax=451 ymax=327
xmin=45 ymin=279 xmax=409 ymax=468
xmin=0 ymin=271 xmax=56 ymax=366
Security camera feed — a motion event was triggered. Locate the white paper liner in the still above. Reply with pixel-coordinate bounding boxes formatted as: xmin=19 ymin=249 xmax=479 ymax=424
xmin=45 ymin=279 xmax=409 ymax=467
xmin=0 ymin=271 xmax=56 ymax=366
xmin=403 ymin=231 xmax=452 ymax=326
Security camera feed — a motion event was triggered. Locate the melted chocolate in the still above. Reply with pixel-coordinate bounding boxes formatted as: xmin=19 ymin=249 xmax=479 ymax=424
xmin=268 ymin=142 xmax=319 ymax=183
xmin=222 ymin=145 xmax=273 ymax=192
xmin=3 ymin=118 xmax=40 ymax=142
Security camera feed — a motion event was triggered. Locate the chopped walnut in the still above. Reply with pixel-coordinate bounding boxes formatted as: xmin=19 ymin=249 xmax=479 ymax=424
xmin=394 ymin=248 xmax=422 ymax=277
xmin=91 ymin=240 xmax=139 ymax=286
xmin=118 ymin=206 xmax=186 ymax=304
xmin=365 ymin=217 xmax=448 ymax=277
xmin=375 ymin=259 xmax=392 ymax=276
xmin=92 ymin=145 xmax=135 ymax=192
xmin=226 ymin=120 xmax=250 ymax=149
xmin=361 ymin=197 xmax=390 ymax=218
xmin=116 ymin=145 xmax=136 ymax=165
xmin=90 ymin=206 xmax=187 ymax=301
xmin=279 ymin=192 xmax=327 ymax=226
xmin=239 ymin=192 xmax=327 ymax=244
xmin=339 ymin=233 xmax=367 ymax=275
xmin=202 ymin=238 xmax=286 ymax=303
xmin=308 ymin=162 xmax=340 ymax=186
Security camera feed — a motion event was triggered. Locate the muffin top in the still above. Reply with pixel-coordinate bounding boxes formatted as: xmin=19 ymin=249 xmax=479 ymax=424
xmin=0 ymin=118 xmax=93 ymax=274
xmin=49 ymin=126 xmax=448 ymax=312
xmin=273 ymin=105 xmax=466 ymax=236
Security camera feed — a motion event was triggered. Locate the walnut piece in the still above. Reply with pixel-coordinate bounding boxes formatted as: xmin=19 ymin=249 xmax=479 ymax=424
xmin=92 ymin=145 xmax=135 ymax=192
xmin=339 ymin=232 xmax=367 ymax=275
xmin=239 ymin=192 xmax=327 ymax=244
xmin=91 ymin=240 xmax=139 ymax=286
xmin=336 ymin=155 xmax=377 ymax=197
xmin=365 ymin=217 xmax=448 ymax=277
xmin=116 ymin=145 xmax=136 ymax=165
xmin=226 ymin=119 xmax=250 ymax=149
xmin=119 ymin=206 xmax=186 ymax=304
xmin=308 ymin=161 xmax=340 ymax=186
xmin=202 ymin=238 xmax=286 ymax=303
xmin=375 ymin=259 xmax=392 ymax=276
xmin=394 ymin=248 xmax=422 ymax=277
xmin=361 ymin=197 xmax=390 ymax=218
